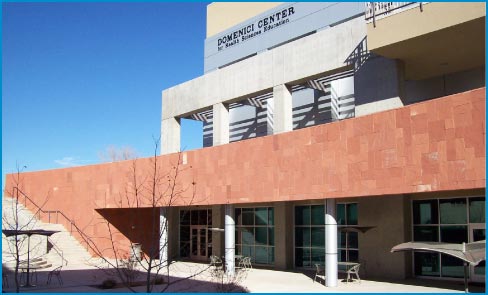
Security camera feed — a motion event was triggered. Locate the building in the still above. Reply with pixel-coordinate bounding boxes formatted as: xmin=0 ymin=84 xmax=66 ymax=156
xmin=4 ymin=2 xmax=486 ymax=286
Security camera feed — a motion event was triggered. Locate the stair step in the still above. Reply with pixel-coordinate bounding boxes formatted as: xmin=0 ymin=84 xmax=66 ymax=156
xmin=2 ymin=197 xmax=93 ymax=267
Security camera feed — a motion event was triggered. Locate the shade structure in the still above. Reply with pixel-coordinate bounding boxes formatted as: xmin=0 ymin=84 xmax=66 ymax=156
xmin=338 ymin=226 xmax=375 ymax=233
xmin=2 ymin=229 xmax=59 ymax=287
xmin=391 ymin=240 xmax=486 ymax=293
xmin=2 ymin=229 xmax=59 ymax=237
xmin=391 ymin=240 xmax=485 ymax=266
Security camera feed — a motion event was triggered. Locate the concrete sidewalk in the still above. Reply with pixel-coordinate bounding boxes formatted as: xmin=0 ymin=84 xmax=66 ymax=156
xmin=2 ymin=261 xmax=483 ymax=293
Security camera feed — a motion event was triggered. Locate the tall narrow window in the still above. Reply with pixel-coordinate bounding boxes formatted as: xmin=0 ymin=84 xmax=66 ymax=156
xmin=337 ymin=203 xmax=359 ymax=262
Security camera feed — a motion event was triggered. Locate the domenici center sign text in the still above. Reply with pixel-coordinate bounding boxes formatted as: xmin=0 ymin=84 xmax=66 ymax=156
xmin=217 ymin=7 xmax=296 ymax=51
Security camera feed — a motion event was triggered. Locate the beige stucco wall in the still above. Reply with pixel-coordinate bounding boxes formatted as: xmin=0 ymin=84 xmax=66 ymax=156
xmin=274 ymin=202 xmax=293 ymax=270
xmin=368 ymin=2 xmax=486 ymax=51
xmin=367 ymin=2 xmax=485 ymax=80
xmin=357 ymin=195 xmax=411 ymax=280
xmin=207 ymin=2 xmax=283 ymax=38
xmin=212 ymin=205 xmax=224 ymax=257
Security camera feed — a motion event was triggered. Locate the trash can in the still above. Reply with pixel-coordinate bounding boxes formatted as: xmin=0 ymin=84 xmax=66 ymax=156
xmin=130 ymin=243 xmax=142 ymax=262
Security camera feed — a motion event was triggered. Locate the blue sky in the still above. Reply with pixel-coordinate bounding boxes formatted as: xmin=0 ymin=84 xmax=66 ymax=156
xmin=2 ymin=2 xmax=209 ymax=185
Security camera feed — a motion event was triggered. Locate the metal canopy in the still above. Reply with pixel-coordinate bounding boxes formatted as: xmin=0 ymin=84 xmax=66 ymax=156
xmin=391 ymin=240 xmax=486 ymax=293
xmin=391 ymin=240 xmax=485 ymax=266
xmin=2 ymin=229 xmax=60 ymax=288
xmin=338 ymin=226 xmax=376 ymax=233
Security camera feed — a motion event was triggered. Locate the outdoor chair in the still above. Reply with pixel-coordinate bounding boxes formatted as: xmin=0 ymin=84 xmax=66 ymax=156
xmin=314 ymin=264 xmax=324 ymax=283
xmin=47 ymin=266 xmax=63 ymax=285
xmin=209 ymin=255 xmax=223 ymax=270
xmin=238 ymin=256 xmax=252 ymax=270
xmin=345 ymin=263 xmax=360 ymax=283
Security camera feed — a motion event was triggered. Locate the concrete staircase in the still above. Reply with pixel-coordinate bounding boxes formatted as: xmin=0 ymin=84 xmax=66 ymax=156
xmin=42 ymin=222 xmax=93 ymax=266
xmin=2 ymin=196 xmax=93 ymax=269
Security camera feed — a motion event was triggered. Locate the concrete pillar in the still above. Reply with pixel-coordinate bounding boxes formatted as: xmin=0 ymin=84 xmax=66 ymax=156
xmin=325 ymin=198 xmax=338 ymax=287
xmin=271 ymin=84 xmax=293 ymax=134
xmin=212 ymin=205 xmax=224 ymax=256
xmin=161 ymin=117 xmax=181 ymax=155
xmin=359 ymin=195 xmax=410 ymax=279
xmin=168 ymin=207 xmax=179 ymax=261
xmin=224 ymin=204 xmax=235 ymax=275
xmin=396 ymin=60 xmax=406 ymax=103
xmin=266 ymin=96 xmax=274 ymax=135
xmin=274 ymin=202 xmax=292 ymax=270
xmin=330 ymin=76 xmax=355 ymax=120
xmin=159 ymin=207 xmax=169 ymax=266
xmin=213 ymin=102 xmax=229 ymax=146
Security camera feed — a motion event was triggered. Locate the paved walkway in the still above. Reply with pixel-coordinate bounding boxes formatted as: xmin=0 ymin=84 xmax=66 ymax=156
xmin=2 ymin=261 xmax=484 ymax=293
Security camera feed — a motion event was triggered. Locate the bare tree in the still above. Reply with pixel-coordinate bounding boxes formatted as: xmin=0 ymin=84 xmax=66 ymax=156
xmin=98 ymin=145 xmax=138 ymax=162
xmin=208 ymin=264 xmax=249 ymax=293
xmin=2 ymin=164 xmax=50 ymax=293
xmin=79 ymin=139 xmax=212 ymax=292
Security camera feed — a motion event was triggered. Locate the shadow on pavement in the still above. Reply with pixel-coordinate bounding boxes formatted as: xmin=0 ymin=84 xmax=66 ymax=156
xmin=1 ymin=266 xmax=249 ymax=293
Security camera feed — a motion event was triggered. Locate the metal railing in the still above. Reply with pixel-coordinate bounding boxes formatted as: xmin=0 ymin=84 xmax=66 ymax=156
xmin=49 ymin=240 xmax=68 ymax=266
xmin=11 ymin=187 xmax=91 ymax=254
xmin=365 ymin=2 xmax=425 ymax=27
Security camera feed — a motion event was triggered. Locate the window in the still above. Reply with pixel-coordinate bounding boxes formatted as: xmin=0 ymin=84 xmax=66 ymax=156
xmin=235 ymin=207 xmax=275 ymax=265
xmin=469 ymin=197 xmax=485 ymax=223
xmin=294 ymin=205 xmax=325 ymax=267
xmin=412 ymin=196 xmax=484 ymax=278
xmin=294 ymin=203 xmax=358 ymax=268
xmin=337 ymin=203 xmax=359 ymax=262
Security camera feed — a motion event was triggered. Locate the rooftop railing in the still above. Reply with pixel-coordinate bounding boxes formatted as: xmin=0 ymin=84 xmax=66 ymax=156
xmin=365 ymin=2 xmax=426 ymax=27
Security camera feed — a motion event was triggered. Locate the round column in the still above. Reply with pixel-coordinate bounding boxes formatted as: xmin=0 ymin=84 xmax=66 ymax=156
xmin=224 ymin=204 xmax=235 ymax=276
xmin=325 ymin=198 xmax=337 ymax=287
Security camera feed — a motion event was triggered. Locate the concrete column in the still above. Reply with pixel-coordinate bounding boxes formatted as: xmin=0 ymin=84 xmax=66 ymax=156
xmin=274 ymin=202 xmax=291 ymax=270
xmin=161 ymin=117 xmax=181 ymax=155
xmin=330 ymin=76 xmax=355 ymax=121
xmin=212 ymin=205 xmax=224 ymax=256
xmin=272 ymin=84 xmax=293 ymax=134
xmin=159 ymin=207 xmax=168 ymax=265
xmin=168 ymin=207 xmax=179 ymax=261
xmin=325 ymin=198 xmax=338 ymax=287
xmin=213 ymin=102 xmax=229 ymax=146
xmin=224 ymin=204 xmax=235 ymax=275
xmin=266 ymin=96 xmax=274 ymax=135
xmin=396 ymin=60 xmax=406 ymax=103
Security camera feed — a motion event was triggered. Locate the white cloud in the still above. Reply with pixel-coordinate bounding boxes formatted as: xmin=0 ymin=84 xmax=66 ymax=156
xmin=54 ymin=157 xmax=83 ymax=167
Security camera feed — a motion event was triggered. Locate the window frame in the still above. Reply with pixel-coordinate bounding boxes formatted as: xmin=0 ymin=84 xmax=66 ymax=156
xmin=235 ymin=206 xmax=275 ymax=265
xmin=411 ymin=196 xmax=485 ymax=279
xmin=293 ymin=202 xmax=359 ymax=268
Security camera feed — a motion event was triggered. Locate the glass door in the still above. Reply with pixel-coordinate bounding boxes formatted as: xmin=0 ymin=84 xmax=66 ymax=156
xmin=190 ymin=225 xmax=208 ymax=261
xmin=469 ymin=224 xmax=485 ymax=282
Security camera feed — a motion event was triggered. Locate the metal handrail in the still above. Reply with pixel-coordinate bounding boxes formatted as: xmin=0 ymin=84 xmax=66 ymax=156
xmin=48 ymin=239 xmax=68 ymax=266
xmin=12 ymin=187 xmax=91 ymax=252
xmin=365 ymin=2 xmax=426 ymax=26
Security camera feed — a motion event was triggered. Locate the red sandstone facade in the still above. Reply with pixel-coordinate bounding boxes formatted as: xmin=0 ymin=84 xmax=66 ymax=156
xmin=5 ymin=88 xmax=486 ymax=259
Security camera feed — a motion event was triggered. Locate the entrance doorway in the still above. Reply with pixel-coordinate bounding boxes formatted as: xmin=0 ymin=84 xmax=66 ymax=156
xmin=180 ymin=209 xmax=212 ymax=261
xmin=469 ymin=224 xmax=485 ymax=282
xmin=190 ymin=225 xmax=210 ymax=261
